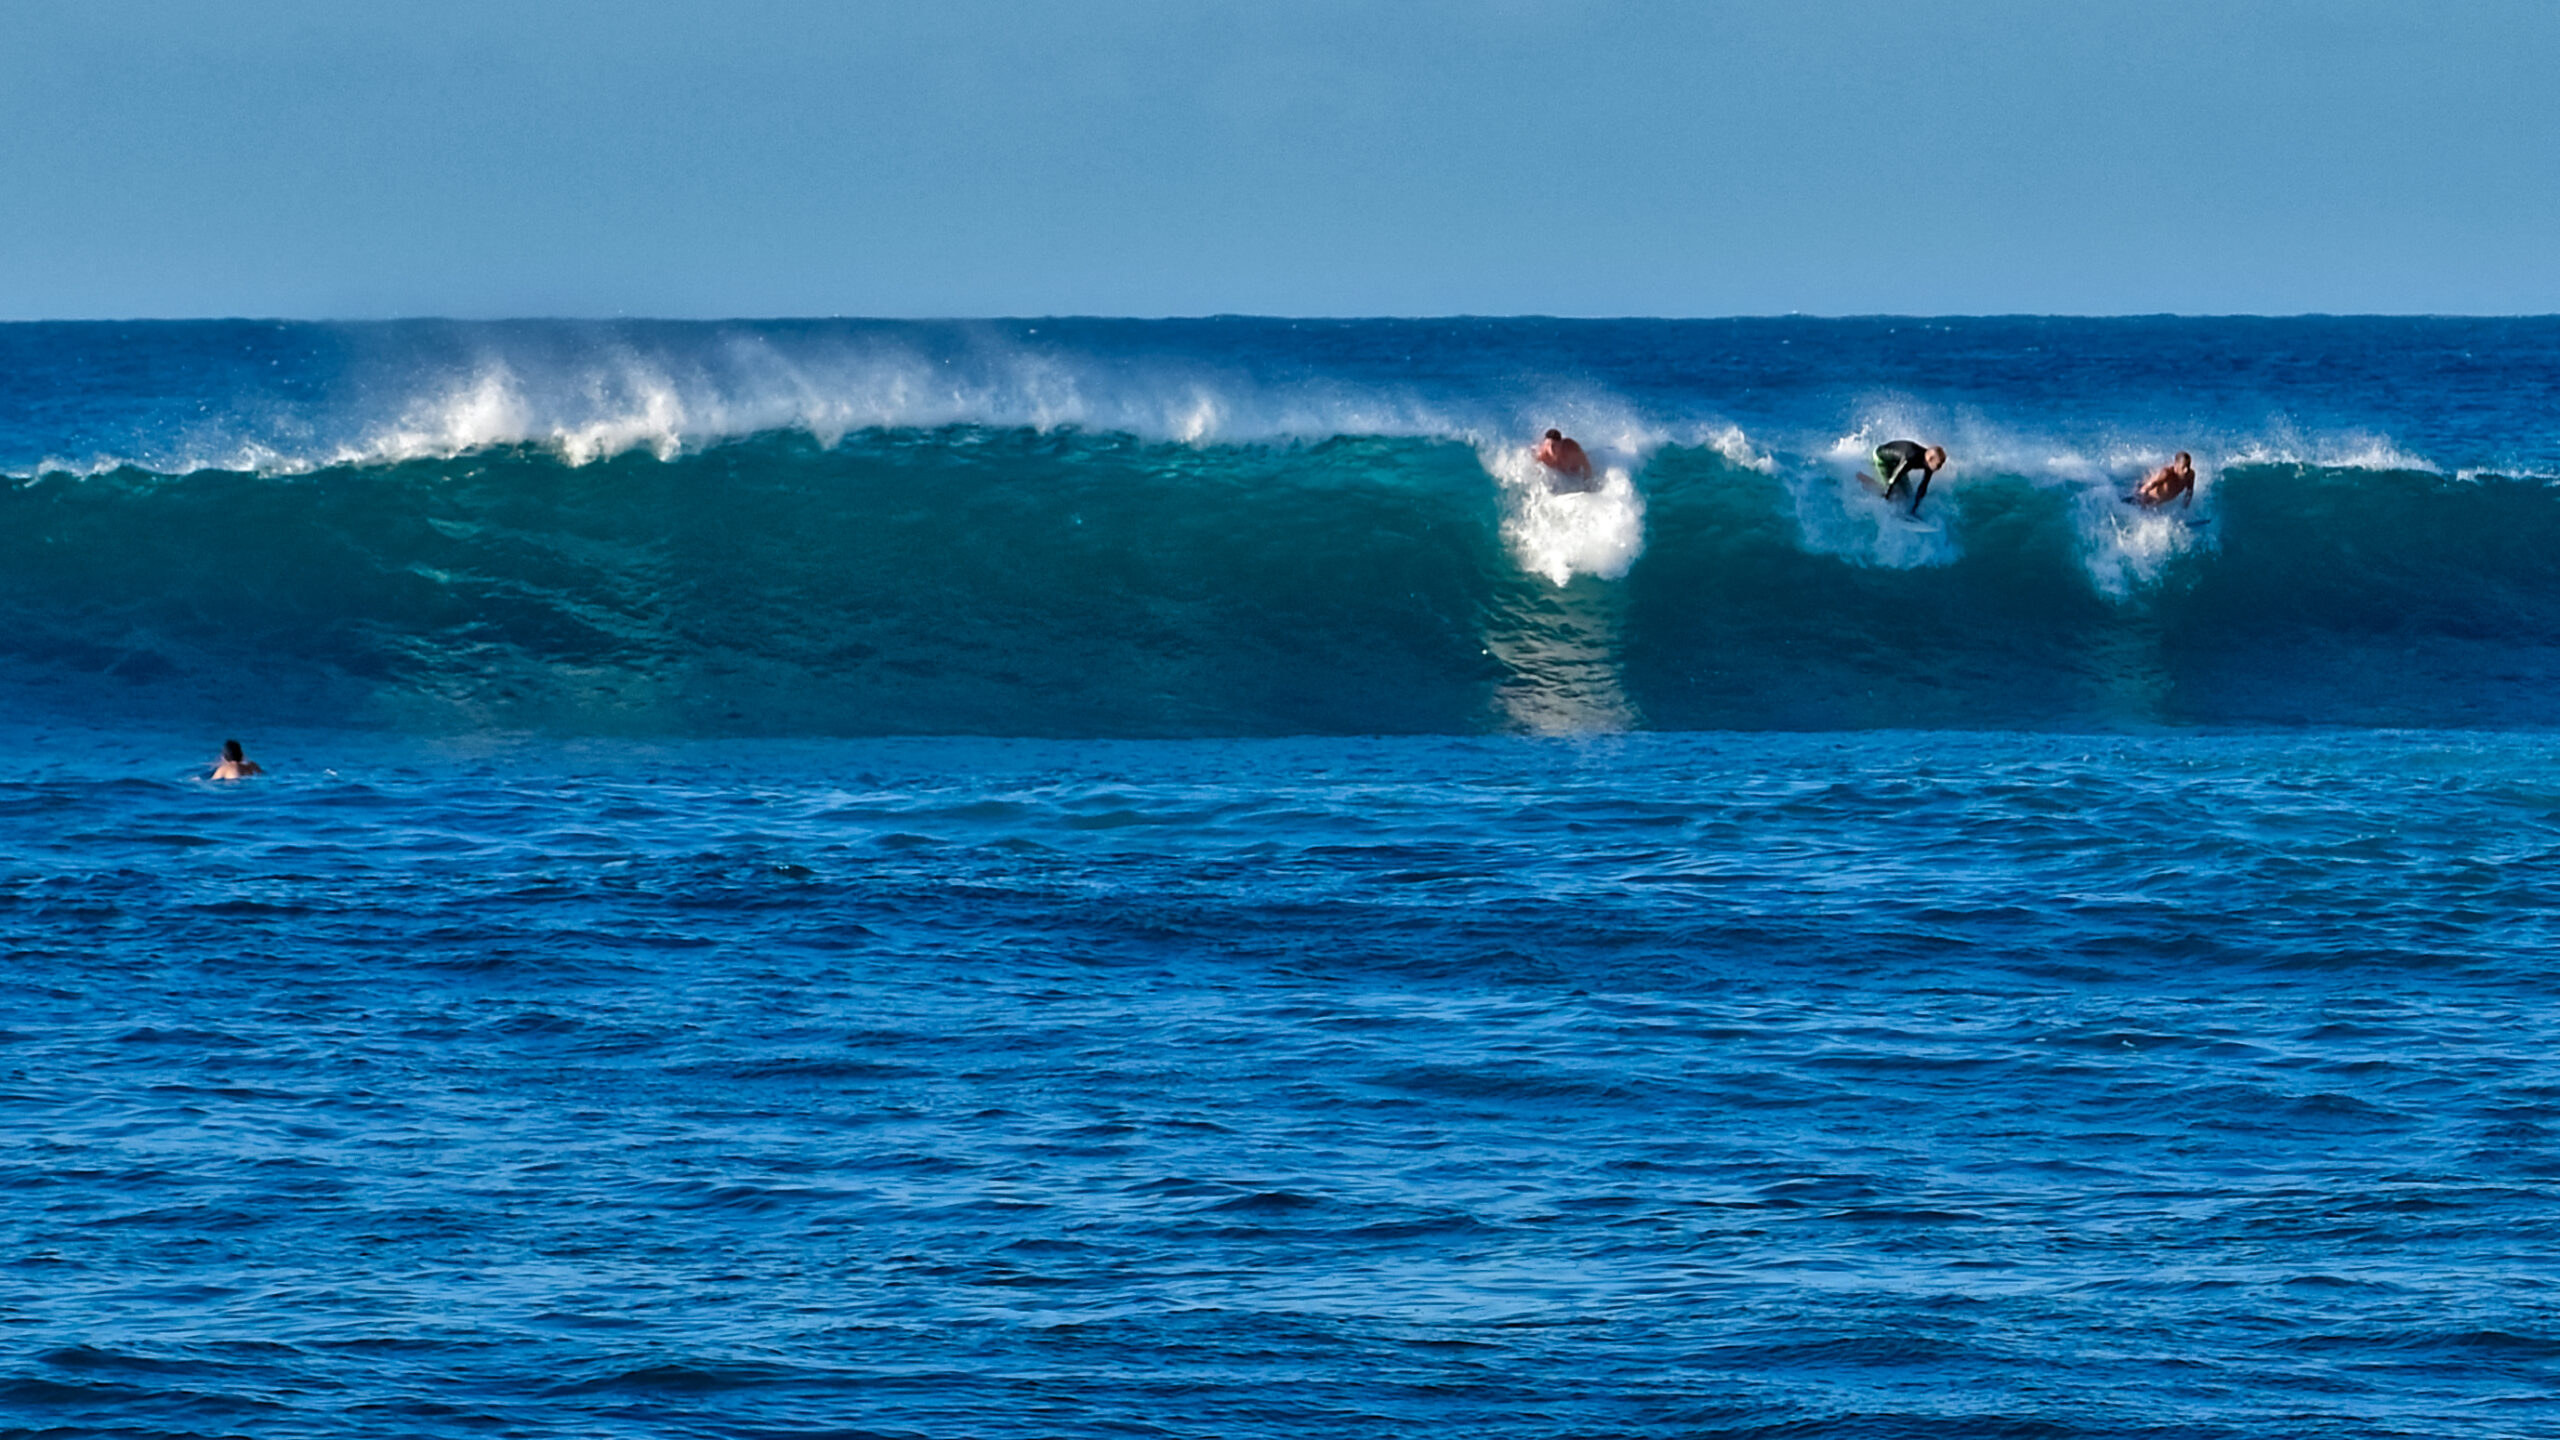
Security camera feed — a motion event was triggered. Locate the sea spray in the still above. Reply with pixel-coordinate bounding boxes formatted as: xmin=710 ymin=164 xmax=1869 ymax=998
xmin=1482 ymin=443 xmax=1648 ymax=587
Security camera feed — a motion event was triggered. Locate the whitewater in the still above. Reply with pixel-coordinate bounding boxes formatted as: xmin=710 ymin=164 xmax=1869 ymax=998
xmin=8 ymin=318 xmax=2560 ymax=1440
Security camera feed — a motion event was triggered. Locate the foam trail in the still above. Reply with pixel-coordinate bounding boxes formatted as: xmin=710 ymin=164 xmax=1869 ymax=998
xmin=2058 ymin=449 xmax=2218 ymax=599
xmin=2075 ymin=486 xmax=2214 ymax=598
xmin=1483 ymin=444 xmax=1647 ymax=586
xmin=1784 ymin=429 xmax=1960 ymax=570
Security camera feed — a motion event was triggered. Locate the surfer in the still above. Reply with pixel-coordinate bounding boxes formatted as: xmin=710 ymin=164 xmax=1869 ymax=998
xmin=209 ymin=739 xmax=263 ymax=780
xmin=2132 ymin=451 xmax=2197 ymax=508
xmin=1533 ymin=429 xmax=1599 ymax=494
xmin=1870 ymin=440 xmax=1947 ymax=515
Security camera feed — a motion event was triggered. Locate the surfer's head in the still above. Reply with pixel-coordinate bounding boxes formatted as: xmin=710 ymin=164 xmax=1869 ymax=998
xmin=1924 ymin=446 xmax=1947 ymax=470
xmin=1545 ymin=429 xmax=1563 ymax=441
xmin=2174 ymin=451 xmax=2193 ymax=471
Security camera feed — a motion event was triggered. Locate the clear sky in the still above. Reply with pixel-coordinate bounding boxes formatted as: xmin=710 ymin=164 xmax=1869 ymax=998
xmin=4 ymin=0 xmax=2554 ymax=319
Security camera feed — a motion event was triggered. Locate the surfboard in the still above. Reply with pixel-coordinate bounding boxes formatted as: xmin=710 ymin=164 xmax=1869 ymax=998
xmin=2119 ymin=494 xmax=2211 ymax=526
xmin=1858 ymin=472 xmax=1934 ymax=525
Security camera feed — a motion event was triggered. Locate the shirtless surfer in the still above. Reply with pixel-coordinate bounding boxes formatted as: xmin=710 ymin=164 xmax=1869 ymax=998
xmin=1868 ymin=440 xmax=1947 ymax=515
xmin=1533 ymin=429 xmax=1599 ymax=494
xmin=2131 ymin=451 xmax=2197 ymax=508
xmin=209 ymin=739 xmax=263 ymax=780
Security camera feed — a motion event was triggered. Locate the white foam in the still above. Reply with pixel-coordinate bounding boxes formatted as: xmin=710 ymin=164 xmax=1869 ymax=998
xmin=1784 ymin=467 xmax=1959 ymax=570
xmin=1791 ymin=419 xmax=1961 ymax=569
xmin=2218 ymin=424 xmax=2435 ymax=474
xmin=2072 ymin=477 xmax=2216 ymax=599
xmin=2455 ymin=466 xmax=2560 ymax=484
xmin=1482 ymin=444 xmax=1647 ymax=586
xmin=1690 ymin=423 xmax=1776 ymax=474
xmin=24 ymin=440 xmax=317 ymax=480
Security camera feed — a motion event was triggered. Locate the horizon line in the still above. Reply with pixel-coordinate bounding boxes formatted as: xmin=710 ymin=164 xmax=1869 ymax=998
xmin=6 ymin=310 xmax=2560 ymax=325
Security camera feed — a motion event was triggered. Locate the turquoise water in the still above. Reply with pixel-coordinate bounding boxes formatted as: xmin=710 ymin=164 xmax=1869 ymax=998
xmin=6 ymin=317 xmax=2560 ymax=737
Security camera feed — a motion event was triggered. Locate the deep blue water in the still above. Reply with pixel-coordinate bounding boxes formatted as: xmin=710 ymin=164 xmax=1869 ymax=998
xmin=7 ymin=319 xmax=2560 ymax=1436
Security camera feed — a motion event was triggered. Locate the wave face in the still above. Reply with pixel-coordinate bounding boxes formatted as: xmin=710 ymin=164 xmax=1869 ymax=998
xmin=6 ymin=317 xmax=2560 ymax=735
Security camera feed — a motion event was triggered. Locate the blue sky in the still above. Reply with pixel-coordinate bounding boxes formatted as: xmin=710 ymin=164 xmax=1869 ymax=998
xmin=4 ymin=0 xmax=2553 ymax=318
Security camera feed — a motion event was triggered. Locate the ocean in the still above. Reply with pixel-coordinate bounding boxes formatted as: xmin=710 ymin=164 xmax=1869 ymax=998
xmin=5 ymin=317 xmax=2559 ymax=1438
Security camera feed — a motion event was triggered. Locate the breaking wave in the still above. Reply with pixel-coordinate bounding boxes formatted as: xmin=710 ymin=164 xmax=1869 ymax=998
xmin=8 ymin=316 xmax=2560 ymax=735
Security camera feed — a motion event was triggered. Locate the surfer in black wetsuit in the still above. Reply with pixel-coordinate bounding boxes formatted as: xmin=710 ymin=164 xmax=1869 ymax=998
xmin=1871 ymin=440 xmax=1947 ymax=514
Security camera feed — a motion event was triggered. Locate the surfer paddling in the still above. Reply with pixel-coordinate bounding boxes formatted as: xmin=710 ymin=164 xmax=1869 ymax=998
xmin=1533 ymin=429 xmax=1600 ymax=494
xmin=209 ymin=739 xmax=263 ymax=780
xmin=1866 ymin=440 xmax=1947 ymax=515
xmin=2131 ymin=452 xmax=2197 ymax=508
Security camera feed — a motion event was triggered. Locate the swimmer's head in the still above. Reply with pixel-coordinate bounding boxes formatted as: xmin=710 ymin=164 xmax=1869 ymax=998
xmin=222 ymin=740 xmax=245 ymax=763
xmin=1924 ymin=446 xmax=1947 ymax=470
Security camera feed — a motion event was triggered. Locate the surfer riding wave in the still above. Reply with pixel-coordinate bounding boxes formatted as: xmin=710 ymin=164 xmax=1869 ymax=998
xmin=1865 ymin=440 xmax=1947 ymax=515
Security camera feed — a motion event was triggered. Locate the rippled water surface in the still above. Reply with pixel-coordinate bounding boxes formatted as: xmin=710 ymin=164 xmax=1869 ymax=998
xmin=7 ymin=729 xmax=2560 ymax=1437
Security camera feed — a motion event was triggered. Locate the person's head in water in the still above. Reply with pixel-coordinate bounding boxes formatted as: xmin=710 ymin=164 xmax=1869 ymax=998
xmin=1545 ymin=429 xmax=1563 ymax=441
xmin=210 ymin=738 xmax=262 ymax=779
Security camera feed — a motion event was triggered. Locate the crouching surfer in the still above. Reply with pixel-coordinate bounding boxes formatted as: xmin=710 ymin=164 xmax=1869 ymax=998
xmin=2132 ymin=451 xmax=2197 ymax=509
xmin=1866 ymin=440 xmax=1947 ymax=515
xmin=1533 ymin=429 xmax=1600 ymax=494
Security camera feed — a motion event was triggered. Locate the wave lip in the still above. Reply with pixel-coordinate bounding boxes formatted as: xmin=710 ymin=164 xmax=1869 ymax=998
xmin=6 ymin=322 xmax=1565 ymax=479
xmin=0 ymin=318 xmax=2511 ymax=493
